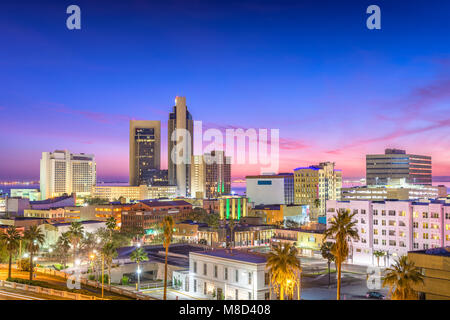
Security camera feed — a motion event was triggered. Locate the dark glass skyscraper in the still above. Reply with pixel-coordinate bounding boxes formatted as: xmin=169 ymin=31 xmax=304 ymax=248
xmin=129 ymin=120 xmax=161 ymax=186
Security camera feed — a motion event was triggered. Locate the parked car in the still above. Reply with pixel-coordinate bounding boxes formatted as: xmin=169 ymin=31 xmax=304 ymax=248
xmin=366 ymin=291 xmax=385 ymax=299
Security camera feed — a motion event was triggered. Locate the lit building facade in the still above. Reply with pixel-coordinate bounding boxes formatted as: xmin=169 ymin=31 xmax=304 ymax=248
xmin=40 ymin=150 xmax=96 ymax=200
xmin=294 ymin=162 xmax=342 ymax=220
xmin=92 ymin=184 xmax=177 ymax=202
xmin=168 ymin=96 xmax=193 ymax=197
xmin=326 ymin=199 xmax=450 ymax=266
xmin=366 ymin=148 xmax=432 ymax=186
xmin=341 ymin=183 xmax=440 ymax=201
xmin=246 ymin=173 xmax=294 ymax=205
xmin=218 ymin=195 xmax=248 ymax=220
xmin=10 ymin=189 xmax=41 ymax=201
xmin=190 ymin=155 xmax=206 ymax=198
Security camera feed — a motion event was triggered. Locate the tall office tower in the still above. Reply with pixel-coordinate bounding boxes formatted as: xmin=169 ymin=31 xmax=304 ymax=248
xmin=40 ymin=150 xmax=96 ymax=200
xmin=293 ymin=162 xmax=342 ymax=220
xmin=190 ymin=155 xmax=206 ymax=198
xmin=168 ymin=96 xmax=193 ymax=197
xmin=129 ymin=120 xmax=161 ymax=186
xmin=204 ymin=150 xmax=231 ymax=199
xmin=366 ymin=148 xmax=432 ymax=186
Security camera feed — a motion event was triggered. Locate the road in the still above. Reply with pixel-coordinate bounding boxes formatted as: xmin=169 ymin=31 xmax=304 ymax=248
xmin=0 ymin=288 xmax=61 ymax=300
xmin=141 ymin=287 xmax=206 ymax=300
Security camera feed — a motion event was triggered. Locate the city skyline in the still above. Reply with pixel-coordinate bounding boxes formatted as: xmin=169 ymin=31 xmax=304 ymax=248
xmin=1 ymin=0 xmax=450 ymax=182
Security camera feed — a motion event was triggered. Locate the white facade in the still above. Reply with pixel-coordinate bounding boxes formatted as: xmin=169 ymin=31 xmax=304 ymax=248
xmin=183 ymin=250 xmax=270 ymax=300
xmin=40 ymin=150 xmax=96 ymax=200
xmin=326 ymin=199 xmax=450 ymax=266
xmin=246 ymin=177 xmax=285 ymax=205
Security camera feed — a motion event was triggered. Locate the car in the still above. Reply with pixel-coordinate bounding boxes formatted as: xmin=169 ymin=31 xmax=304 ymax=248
xmin=366 ymin=291 xmax=385 ymax=299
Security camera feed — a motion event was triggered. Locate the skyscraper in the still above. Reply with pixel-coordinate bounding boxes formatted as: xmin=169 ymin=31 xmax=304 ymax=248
xmin=204 ymin=150 xmax=231 ymax=199
xmin=129 ymin=120 xmax=161 ymax=186
xmin=366 ymin=148 xmax=432 ymax=186
xmin=168 ymin=96 xmax=193 ymax=197
xmin=190 ymin=155 xmax=206 ymax=198
xmin=40 ymin=150 xmax=96 ymax=200
xmin=293 ymin=162 xmax=342 ymax=220
xmin=190 ymin=150 xmax=232 ymax=199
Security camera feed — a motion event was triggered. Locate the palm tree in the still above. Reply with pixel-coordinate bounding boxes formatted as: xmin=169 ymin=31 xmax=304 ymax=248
xmin=228 ymin=219 xmax=237 ymax=250
xmin=54 ymin=232 xmax=71 ymax=269
xmin=130 ymin=247 xmax=149 ymax=291
xmin=23 ymin=226 xmax=45 ymax=281
xmin=383 ymin=255 xmax=424 ymax=300
xmin=373 ymin=250 xmax=385 ymax=267
xmin=162 ymin=215 xmax=174 ymax=300
xmin=101 ymin=242 xmax=118 ymax=286
xmin=68 ymin=222 xmax=84 ymax=264
xmin=323 ymin=209 xmax=359 ymax=300
xmin=0 ymin=226 xmax=22 ymax=279
xmin=320 ymin=241 xmax=335 ymax=287
xmin=266 ymin=243 xmax=302 ymax=300
xmin=105 ymin=216 xmax=116 ymax=240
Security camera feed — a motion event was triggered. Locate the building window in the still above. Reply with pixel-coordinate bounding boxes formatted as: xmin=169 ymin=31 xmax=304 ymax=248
xmin=423 ymin=223 xmax=428 ymax=229
xmin=235 ymin=289 xmax=239 ymax=300
xmin=248 ymin=292 xmax=252 ymax=300
xmin=373 ymin=239 xmax=378 ymax=245
xmin=194 ymin=279 xmax=197 ymax=292
xmin=203 ymin=263 xmax=207 ymax=276
xmin=413 ymin=222 xmax=418 ymax=228
xmin=193 ymin=261 xmax=197 ymax=273
xmin=423 ymin=212 xmax=428 ymax=219
xmin=224 ymin=267 xmax=228 ymax=280
xmin=204 ymin=282 xmax=207 ymax=295
xmin=235 ymin=270 xmax=239 ymax=282
xmin=248 ymin=272 xmax=252 ymax=285
xmin=264 ymin=272 xmax=270 ymax=286
xmin=413 ymin=243 xmax=419 ymax=249
xmin=214 ymin=265 xmax=218 ymax=278
xmin=423 ymin=233 xmax=429 ymax=239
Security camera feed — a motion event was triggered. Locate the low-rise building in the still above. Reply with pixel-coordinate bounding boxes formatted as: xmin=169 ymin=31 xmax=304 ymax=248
xmin=341 ymin=183 xmax=440 ymax=201
xmin=121 ymin=200 xmax=193 ymax=233
xmin=250 ymin=204 xmax=310 ymax=225
xmin=186 ymin=249 xmax=271 ymax=300
xmin=246 ymin=173 xmax=294 ymax=205
xmin=38 ymin=220 xmax=106 ymax=248
xmin=408 ymin=247 xmax=450 ymax=300
xmin=92 ymin=184 xmax=177 ymax=202
xmin=271 ymin=228 xmax=325 ymax=256
xmin=10 ymin=189 xmax=41 ymax=201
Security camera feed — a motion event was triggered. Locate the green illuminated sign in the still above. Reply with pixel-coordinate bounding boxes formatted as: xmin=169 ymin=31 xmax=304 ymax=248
xmin=226 ymin=198 xmax=230 ymax=219
xmin=237 ymin=198 xmax=241 ymax=220
xmin=222 ymin=181 xmax=224 ymax=193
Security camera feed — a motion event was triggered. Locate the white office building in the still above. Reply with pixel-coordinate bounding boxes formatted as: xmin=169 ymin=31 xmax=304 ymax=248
xmin=40 ymin=150 xmax=96 ymax=200
xmin=326 ymin=199 xmax=450 ymax=266
xmin=175 ymin=249 xmax=271 ymax=300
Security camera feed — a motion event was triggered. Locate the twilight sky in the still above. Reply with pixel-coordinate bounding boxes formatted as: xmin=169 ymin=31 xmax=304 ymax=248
xmin=1 ymin=0 xmax=450 ymax=182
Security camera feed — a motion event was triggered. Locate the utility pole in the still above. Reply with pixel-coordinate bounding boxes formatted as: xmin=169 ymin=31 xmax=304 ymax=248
xmin=101 ymin=254 xmax=104 ymax=298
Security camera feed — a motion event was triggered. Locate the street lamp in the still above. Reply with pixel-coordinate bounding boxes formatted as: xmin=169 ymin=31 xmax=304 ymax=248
xmin=136 ymin=267 xmax=142 ymax=292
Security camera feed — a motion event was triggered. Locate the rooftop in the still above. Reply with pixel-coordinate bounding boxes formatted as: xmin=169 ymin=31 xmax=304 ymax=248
xmin=192 ymin=249 xmax=268 ymax=264
xmin=30 ymin=194 xmax=74 ymax=205
xmin=409 ymin=247 xmax=450 ymax=258
xmin=138 ymin=200 xmax=192 ymax=207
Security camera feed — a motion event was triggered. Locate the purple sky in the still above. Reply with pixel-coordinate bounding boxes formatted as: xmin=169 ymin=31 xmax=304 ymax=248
xmin=1 ymin=0 xmax=450 ymax=181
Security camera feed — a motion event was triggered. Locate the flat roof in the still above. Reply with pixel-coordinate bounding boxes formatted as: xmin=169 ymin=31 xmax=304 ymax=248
xmin=192 ymin=249 xmax=267 ymax=264
xmin=409 ymin=247 xmax=450 ymax=258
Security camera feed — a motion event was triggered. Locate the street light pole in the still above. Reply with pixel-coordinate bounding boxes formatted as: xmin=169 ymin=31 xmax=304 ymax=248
xmin=101 ymin=254 xmax=104 ymax=299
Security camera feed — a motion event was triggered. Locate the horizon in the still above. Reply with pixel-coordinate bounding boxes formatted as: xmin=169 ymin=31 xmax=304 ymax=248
xmin=1 ymin=0 xmax=450 ymax=181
